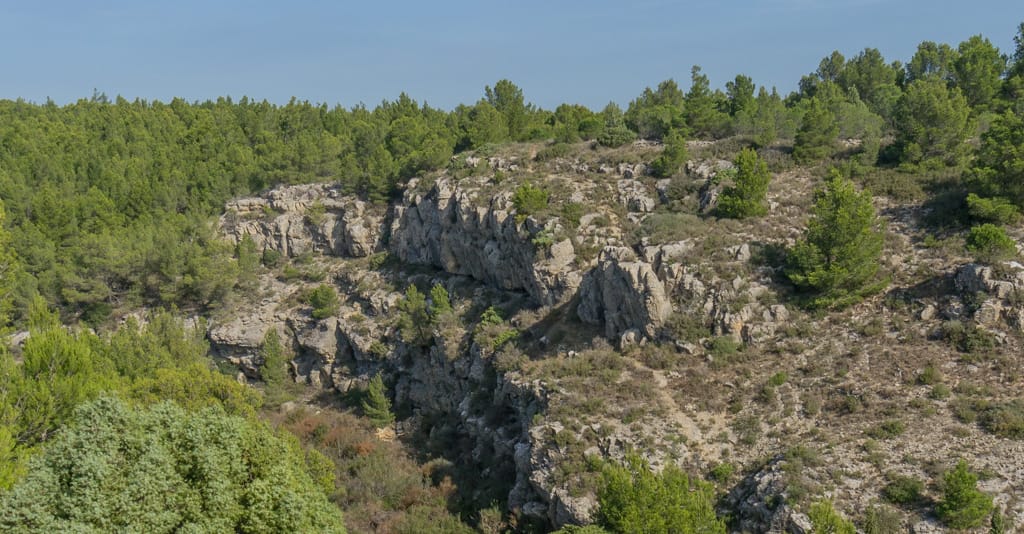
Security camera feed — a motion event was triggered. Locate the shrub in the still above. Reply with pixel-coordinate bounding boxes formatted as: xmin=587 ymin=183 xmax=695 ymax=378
xmin=717 ymin=148 xmax=770 ymax=218
xmin=936 ymin=459 xmax=993 ymax=529
xmin=649 ymin=130 xmax=689 ymax=178
xmin=306 ymin=284 xmax=339 ymax=320
xmin=808 ymin=499 xmax=855 ymax=534
xmin=259 ymin=328 xmax=289 ymax=391
xmin=883 ymin=475 xmax=924 ymax=505
xmin=598 ymin=125 xmax=636 ymax=148
xmin=966 ymin=193 xmax=1019 ymax=224
xmin=941 ymin=320 xmax=996 ymax=354
xmin=709 ymin=462 xmax=735 ymax=483
xmin=597 ymin=454 xmax=725 ymax=533
xmin=966 ymin=223 xmax=1017 ymax=264
xmin=0 ymin=398 xmax=346 ymax=533
xmin=513 ymin=181 xmax=549 ymax=218
xmin=979 ymin=399 xmax=1024 ymax=439
xmin=397 ymin=285 xmax=432 ymax=346
xmin=262 ymin=248 xmax=284 ymax=268
xmin=866 ymin=420 xmax=905 ymax=440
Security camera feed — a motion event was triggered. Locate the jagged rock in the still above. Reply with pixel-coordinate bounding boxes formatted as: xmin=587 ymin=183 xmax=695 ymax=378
xmin=728 ymin=456 xmax=814 ymax=534
xmin=390 ymin=177 xmax=581 ymax=306
xmin=655 ymin=178 xmax=672 ymax=204
xmin=578 ymin=247 xmax=672 ymax=339
xmin=220 ymin=183 xmax=383 ymax=258
xmin=616 ymin=179 xmax=657 ymax=212
xmin=686 ymin=159 xmax=734 ymax=181
xmin=920 ymin=304 xmax=937 ymax=320
xmin=698 ymin=180 xmax=721 ymax=213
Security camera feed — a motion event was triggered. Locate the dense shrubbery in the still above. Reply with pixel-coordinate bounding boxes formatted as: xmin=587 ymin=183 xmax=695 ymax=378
xmin=717 ymin=147 xmax=770 ymax=218
xmin=0 ymin=398 xmax=345 ymax=532
xmin=937 ymin=460 xmax=993 ymax=529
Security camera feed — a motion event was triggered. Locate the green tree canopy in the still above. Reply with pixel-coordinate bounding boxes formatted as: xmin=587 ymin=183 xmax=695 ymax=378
xmin=786 ymin=171 xmax=886 ymax=308
xmin=597 ymin=455 xmax=725 ymax=534
xmin=894 ymin=78 xmax=973 ymax=168
xmin=937 ymin=459 xmax=994 ymax=529
xmin=953 ymin=35 xmax=1007 ymax=111
xmin=0 ymin=397 xmax=346 ymax=533
xmin=793 ymin=97 xmax=839 ymax=163
xmin=717 ymin=148 xmax=771 ymax=218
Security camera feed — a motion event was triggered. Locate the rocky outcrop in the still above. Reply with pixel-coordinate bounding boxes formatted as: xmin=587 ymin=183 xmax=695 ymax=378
xmin=578 ymin=247 xmax=672 ymax=341
xmin=220 ymin=183 xmax=383 ymax=258
xmin=390 ymin=177 xmax=581 ymax=306
xmin=728 ymin=457 xmax=814 ymax=534
xmin=954 ymin=262 xmax=1024 ymax=330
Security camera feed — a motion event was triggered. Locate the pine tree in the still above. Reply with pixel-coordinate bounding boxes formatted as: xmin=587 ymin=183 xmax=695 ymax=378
xmin=937 ymin=459 xmax=994 ymax=529
xmin=397 ymin=285 xmax=432 ymax=346
xmin=786 ymin=170 xmax=886 ymax=308
xmin=361 ymin=374 xmax=394 ymax=428
xmin=717 ymin=148 xmax=771 ymax=218
xmin=649 ymin=130 xmax=689 ymax=178
xmin=429 ymin=283 xmax=452 ymax=317
xmin=793 ymin=98 xmax=839 ymax=163
xmin=259 ymin=328 xmax=289 ymax=391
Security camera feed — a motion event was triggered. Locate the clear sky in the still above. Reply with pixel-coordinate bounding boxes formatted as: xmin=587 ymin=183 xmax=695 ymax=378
xmin=1 ymin=1 xmax=1020 ymax=110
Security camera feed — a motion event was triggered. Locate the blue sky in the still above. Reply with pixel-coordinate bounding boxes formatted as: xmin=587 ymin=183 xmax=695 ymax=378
xmin=1 ymin=1 xmax=1019 ymax=110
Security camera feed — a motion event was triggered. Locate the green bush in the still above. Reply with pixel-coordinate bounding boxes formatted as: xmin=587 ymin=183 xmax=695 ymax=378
xmin=808 ymin=499 xmax=855 ymax=534
xmin=882 ymin=475 xmax=924 ymax=505
xmin=306 ymin=284 xmax=340 ymax=319
xmin=717 ymin=148 xmax=770 ymax=218
xmin=597 ymin=454 xmax=725 ymax=534
xmin=0 ymin=398 xmax=346 ymax=533
xmin=979 ymin=399 xmax=1024 ymax=439
xmin=598 ymin=125 xmax=636 ymax=147
xmin=966 ymin=223 xmax=1017 ymax=264
xmin=513 ymin=181 xmax=549 ymax=218
xmin=937 ymin=459 xmax=993 ymax=529
xmin=649 ymin=130 xmax=689 ymax=178
xmin=966 ymin=193 xmax=1020 ymax=224
xmin=866 ymin=420 xmax=905 ymax=440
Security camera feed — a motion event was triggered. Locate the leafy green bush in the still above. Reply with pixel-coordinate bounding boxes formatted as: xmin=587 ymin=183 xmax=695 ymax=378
xmin=937 ymin=459 xmax=993 ymax=529
xmin=0 ymin=398 xmax=346 ymax=533
xmin=649 ymin=130 xmax=689 ymax=178
xmin=306 ymin=284 xmax=340 ymax=319
xmin=598 ymin=125 xmax=636 ymax=147
xmin=259 ymin=328 xmax=289 ymax=392
xmin=942 ymin=320 xmax=997 ymax=354
xmin=979 ymin=399 xmax=1024 ymax=439
xmin=866 ymin=420 xmax=905 ymax=440
xmin=717 ymin=148 xmax=770 ymax=218
xmin=966 ymin=223 xmax=1017 ymax=264
xmin=883 ymin=475 xmax=924 ymax=505
xmin=513 ymin=181 xmax=549 ymax=218
xmin=597 ymin=454 xmax=725 ymax=533
xmin=966 ymin=193 xmax=1020 ymax=224
xmin=808 ymin=499 xmax=855 ymax=534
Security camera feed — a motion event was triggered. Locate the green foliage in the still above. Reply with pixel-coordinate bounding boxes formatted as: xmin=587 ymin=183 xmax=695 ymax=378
xmin=794 ymin=97 xmax=839 ymax=163
xmin=966 ymin=224 xmax=1017 ymax=264
xmin=717 ymin=148 xmax=771 ymax=218
xmin=786 ymin=171 xmax=886 ymax=308
xmin=808 ymin=499 xmax=856 ymax=534
xmin=953 ymin=35 xmax=1006 ymax=111
xmin=883 ymin=475 xmax=924 ymax=505
xmin=397 ymin=285 xmax=432 ymax=346
xmin=0 ymin=398 xmax=345 ymax=533
xmin=979 ymin=400 xmax=1024 ymax=439
xmin=361 ymin=374 xmax=395 ymax=428
xmin=866 ymin=420 xmax=906 ymax=440
xmin=967 ymin=111 xmax=1024 ymax=208
xmin=485 ymin=79 xmax=531 ymax=141
xmin=937 ymin=459 xmax=994 ymax=529
xmin=259 ymin=328 xmax=289 ymax=392
xmin=966 ymin=193 xmax=1020 ymax=224
xmin=942 ymin=320 xmax=997 ymax=354
xmin=624 ymin=79 xmax=686 ymax=140
xmin=306 ymin=283 xmax=340 ymax=319
xmin=684 ymin=65 xmax=730 ymax=138
xmin=513 ymin=181 xmax=549 ymax=217
xmin=597 ymin=454 xmax=725 ymax=534
xmin=429 ymin=283 xmax=453 ymax=317
xmin=649 ymin=129 xmax=689 ymax=178
xmin=894 ymin=78 xmax=973 ymax=168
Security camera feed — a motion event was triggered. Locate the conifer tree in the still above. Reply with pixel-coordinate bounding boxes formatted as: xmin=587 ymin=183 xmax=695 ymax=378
xmin=361 ymin=373 xmax=395 ymax=428
xmin=937 ymin=460 xmax=994 ymax=529
xmin=717 ymin=148 xmax=771 ymax=218
xmin=786 ymin=170 xmax=885 ymax=308
xmin=793 ymin=98 xmax=839 ymax=163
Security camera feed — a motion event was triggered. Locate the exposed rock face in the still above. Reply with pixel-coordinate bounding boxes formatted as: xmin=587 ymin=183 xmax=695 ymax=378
xmin=390 ymin=177 xmax=581 ymax=306
xmin=616 ymin=179 xmax=657 ymax=213
xmin=728 ymin=456 xmax=814 ymax=534
xmin=955 ymin=262 xmax=1024 ymax=331
xmin=578 ymin=247 xmax=672 ymax=340
xmin=220 ymin=183 xmax=383 ymax=258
